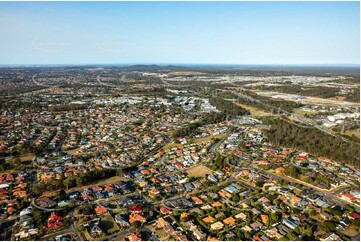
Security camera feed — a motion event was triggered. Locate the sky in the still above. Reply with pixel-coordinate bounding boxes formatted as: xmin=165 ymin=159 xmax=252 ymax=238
xmin=0 ymin=1 xmax=359 ymax=65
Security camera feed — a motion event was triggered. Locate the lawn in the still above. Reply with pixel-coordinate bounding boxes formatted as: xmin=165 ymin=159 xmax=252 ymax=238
xmin=187 ymin=164 xmax=212 ymax=177
xmin=100 ymin=215 xmax=119 ymax=235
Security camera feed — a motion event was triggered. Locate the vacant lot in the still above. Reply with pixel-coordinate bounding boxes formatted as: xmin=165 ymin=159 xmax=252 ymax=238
xmin=187 ymin=164 xmax=212 ymax=177
xmin=42 ymin=175 xmax=124 ymax=197
xmin=162 ymin=143 xmax=182 ymax=151
xmin=20 ymin=153 xmax=35 ymax=162
xmin=340 ymin=224 xmax=359 ymax=237
xmin=168 ymin=71 xmax=206 ymax=76
xmin=235 ymin=102 xmax=271 ymax=116
xmin=345 ymin=129 xmax=360 ymax=138
xmin=193 ymin=134 xmax=225 ymax=143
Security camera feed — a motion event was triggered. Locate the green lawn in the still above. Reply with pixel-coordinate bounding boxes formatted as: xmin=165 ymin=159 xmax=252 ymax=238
xmin=100 ymin=215 xmax=119 ymax=235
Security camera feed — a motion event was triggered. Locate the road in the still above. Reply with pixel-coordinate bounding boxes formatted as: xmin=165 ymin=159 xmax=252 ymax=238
xmin=230 ymin=90 xmax=357 ymax=144
xmin=31 ymin=198 xmax=64 ymax=212
xmin=40 ymin=228 xmax=73 ymax=241
xmin=253 ymin=167 xmax=360 ymax=212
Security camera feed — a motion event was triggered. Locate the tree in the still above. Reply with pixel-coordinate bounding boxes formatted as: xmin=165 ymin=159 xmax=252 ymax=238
xmin=270 ymin=212 xmax=282 ymax=224
xmin=293 ymin=226 xmax=301 ymax=235
xmin=305 ymin=227 xmax=313 ymax=237
xmin=63 ymin=177 xmax=71 ymax=190
xmin=116 ymin=168 xmax=123 ymax=177
xmin=231 ymin=193 xmax=240 ymax=203
xmin=13 ymin=157 xmax=21 ymax=167
xmin=351 ymin=219 xmax=360 ymax=228
xmin=285 ymin=165 xmax=300 ymax=178
xmin=33 ymin=184 xmax=45 ymax=195
xmin=131 ymin=221 xmax=142 ymax=229
xmin=320 ymin=221 xmax=336 ymax=233
xmin=287 ymin=232 xmax=297 ymax=241
xmin=58 ymin=189 xmax=67 ymax=200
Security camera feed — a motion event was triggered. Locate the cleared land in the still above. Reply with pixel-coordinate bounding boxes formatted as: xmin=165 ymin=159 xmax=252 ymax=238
xmin=235 ymin=102 xmax=271 ymax=116
xmin=5 ymin=153 xmax=35 ymax=162
xmin=293 ymin=108 xmax=318 ymax=115
xmin=341 ymin=224 xmax=359 ymax=237
xmin=329 ymin=96 xmax=347 ymax=101
xmin=42 ymin=175 xmax=124 ymax=197
xmin=193 ymin=134 xmax=225 ymax=143
xmin=345 ymin=129 xmax=360 ymax=138
xmin=20 ymin=153 xmax=35 ymax=162
xmin=162 ymin=134 xmax=224 ymax=150
xmin=168 ymin=71 xmax=207 ymax=76
xmin=187 ymin=164 xmax=212 ymax=177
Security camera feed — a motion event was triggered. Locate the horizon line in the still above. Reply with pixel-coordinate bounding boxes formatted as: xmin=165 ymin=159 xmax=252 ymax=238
xmin=0 ymin=63 xmax=360 ymax=67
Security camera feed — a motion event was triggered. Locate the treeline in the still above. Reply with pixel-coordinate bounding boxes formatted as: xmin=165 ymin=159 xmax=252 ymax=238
xmin=172 ymin=97 xmax=249 ymax=139
xmin=209 ymin=97 xmax=250 ymax=116
xmin=263 ymin=117 xmax=360 ymax=167
xmin=259 ymin=85 xmax=339 ymax=99
xmin=32 ymin=169 xmax=117 ymax=195
xmin=172 ymin=112 xmax=227 ymax=138
xmin=0 ymin=98 xmax=45 ymax=112
xmin=49 ymin=103 xmax=88 ymax=112
xmin=345 ymin=88 xmax=360 ymax=103
xmin=238 ymin=91 xmax=302 ymax=113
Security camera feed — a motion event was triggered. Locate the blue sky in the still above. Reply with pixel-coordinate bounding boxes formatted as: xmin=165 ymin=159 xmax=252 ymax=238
xmin=0 ymin=1 xmax=359 ymax=65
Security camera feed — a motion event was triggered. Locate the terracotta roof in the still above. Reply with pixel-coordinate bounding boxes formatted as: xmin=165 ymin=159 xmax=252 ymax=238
xmin=212 ymin=201 xmax=222 ymax=207
xmin=95 ymin=205 xmax=107 ymax=215
xmin=223 ymin=217 xmax=236 ymax=226
xmin=203 ymin=216 xmax=215 ymax=223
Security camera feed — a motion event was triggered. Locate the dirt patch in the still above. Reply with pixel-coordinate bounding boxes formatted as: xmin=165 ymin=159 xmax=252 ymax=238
xmin=20 ymin=153 xmax=35 ymax=162
xmin=340 ymin=224 xmax=359 ymax=237
xmin=187 ymin=164 xmax=212 ymax=177
xmin=65 ymin=148 xmax=80 ymax=155
xmin=329 ymin=96 xmax=346 ymax=101
xmin=345 ymin=129 xmax=360 ymax=138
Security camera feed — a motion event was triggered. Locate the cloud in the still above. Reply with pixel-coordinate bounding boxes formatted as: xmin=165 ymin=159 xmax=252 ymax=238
xmin=97 ymin=38 xmax=135 ymax=53
xmin=32 ymin=39 xmax=70 ymax=52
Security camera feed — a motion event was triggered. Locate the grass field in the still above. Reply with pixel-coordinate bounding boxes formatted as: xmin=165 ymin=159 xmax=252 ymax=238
xmin=345 ymin=129 xmax=360 ymax=138
xmin=163 ymin=134 xmax=225 ymax=151
xmin=193 ymin=134 xmax=225 ymax=143
xmin=293 ymin=108 xmax=318 ymax=115
xmin=235 ymin=102 xmax=271 ymax=116
xmin=19 ymin=153 xmax=35 ymax=162
xmin=162 ymin=143 xmax=182 ymax=150
xmin=42 ymin=175 xmax=124 ymax=197
xmin=187 ymin=164 xmax=212 ymax=177
xmin=5 ymin=153 xmax=35 ymax=162
xmin=65 ymin=148 xmax=80 ymax=155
